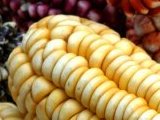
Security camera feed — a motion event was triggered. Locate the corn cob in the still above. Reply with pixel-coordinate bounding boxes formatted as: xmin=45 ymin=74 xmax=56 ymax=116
xmin=6 ymin=15 xmax=160 ymax=120
xmin=28 ymin=15 xmax=160 ymax=74
xmin=19 ymin=15 xmax=160 ymax=112
xmin=7 ymin=43 xmax=160 ymax=120
xmin=6 ymin=48 xmax=99 ymax=119
xmin=7 ymin=48 xmax=100 ymax=119
xmin=0 ymin=102 xmax=23 ymax=120
xmin=28 ymin=15 xmax=160 ymax=73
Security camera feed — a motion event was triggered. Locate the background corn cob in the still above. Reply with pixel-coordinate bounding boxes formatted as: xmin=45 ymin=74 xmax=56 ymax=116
xmin=0 ymin=102 xmax=23 ymax=120
xmin=107 ymin=0 xmax=160 ymax=16
xmin=0 ymin=0 xmax=126 ymax=35
xmin=0 ymin=20 xmax=23 ymax=64
xmin=5 ymin=15 xmax=160 ymax=120
xmin=0 ymin=16 xmax=23 ymax=102
xmin=0 ymin=65 xmax=10 ymax=102
xmin=107 ymin=0 xmax=160 ymax=63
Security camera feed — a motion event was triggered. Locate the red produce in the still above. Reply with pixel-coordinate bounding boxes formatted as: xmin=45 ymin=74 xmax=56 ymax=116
xmin=154 ymin=50 xmax=160 ymax=63
xmin=64 ymin=0 xmax=77 ymax=13
xmin=9 ymin=0 xmax=20 ymax=12
xmin=0 ymin=0 xmax=126 ymax=36
xmin=37 ymin=4 xmax=49 ymax=17
xmin=48 ymin=8 xmax=62 ymax=15
xmin=107 ymin=0 xmax=160 ymax=62
xmin=108 ymin=0 xmax=160 ymax=16
xmin=77 ymin=0 xmax=91 ymax=17
xmin=2 ymin=0 xmax=10 ymax=6
xmin=17 ymin=3 xmax=29 ymax=19
xmin=87 ymin=9 xmax=101 ymax=22
xmin=52 ymin=0 xmax=64 ymax=7
xmin=134 ymin=14 xmax=155 ymax=37
xmin=28 ymin=4 xmax=38 ymax=18
xmin=143 ymin=32 xmax=160 ymax=53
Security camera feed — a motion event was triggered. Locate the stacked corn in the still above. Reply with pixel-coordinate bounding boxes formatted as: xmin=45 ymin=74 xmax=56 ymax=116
xmin=4 ymin=15 xmax=160 ymax=120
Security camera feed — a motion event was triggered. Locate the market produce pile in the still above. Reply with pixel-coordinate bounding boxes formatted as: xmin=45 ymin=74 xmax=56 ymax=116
xmin=1 ymin=14 xmax=160 ymax=120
